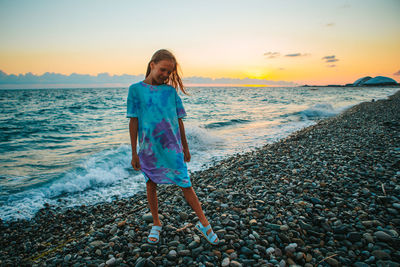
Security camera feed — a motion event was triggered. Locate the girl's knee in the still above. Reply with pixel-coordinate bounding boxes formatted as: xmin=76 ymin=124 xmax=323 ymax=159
xmin=180 ymin=186 xmax=192 ymax=191
xmin=146 ymin=179 xmax=157 ymax=188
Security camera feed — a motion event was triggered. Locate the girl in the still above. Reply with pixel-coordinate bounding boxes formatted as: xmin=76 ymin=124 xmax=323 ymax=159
xmin=127 ymin=49 xmax=219 ymax=245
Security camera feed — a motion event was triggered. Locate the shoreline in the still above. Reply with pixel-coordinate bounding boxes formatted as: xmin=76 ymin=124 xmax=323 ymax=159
xmin=1 ymin=91 xmax=399 ymax=266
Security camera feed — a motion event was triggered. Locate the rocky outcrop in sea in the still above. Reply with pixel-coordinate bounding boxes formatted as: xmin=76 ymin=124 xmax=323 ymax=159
xmin=1 ymin=91 xmax=399 ymax=266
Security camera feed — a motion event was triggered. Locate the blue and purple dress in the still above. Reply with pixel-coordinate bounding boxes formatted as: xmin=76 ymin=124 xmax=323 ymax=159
xmin=126 ymin=81 xmax=191 ymax=188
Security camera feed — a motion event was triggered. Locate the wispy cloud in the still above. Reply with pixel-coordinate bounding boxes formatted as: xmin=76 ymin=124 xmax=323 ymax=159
xmin=264 ymin=52 xmax=280 ymax=59
xmin=394 ymin=70 xmax=400 ymax=76
xmin=264 ymin=52 xmax=310 ymax=59
xmin=285 ymin=53 xmax=310 ymax=57
xmin=326 ymin=23 xmax=335 ymax=27
xmin=322 ymin=55 xmax=339 ymax=63
xmin=327 ymin=65 xmax=337 ymax=68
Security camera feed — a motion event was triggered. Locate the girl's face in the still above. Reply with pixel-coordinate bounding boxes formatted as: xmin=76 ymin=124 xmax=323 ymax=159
xmin=149 ymin=59 xmax=175 ymax=85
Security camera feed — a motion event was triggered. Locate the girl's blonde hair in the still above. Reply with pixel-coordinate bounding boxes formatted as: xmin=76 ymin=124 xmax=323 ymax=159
xmin=145 ymin=49 xmax=188 ymax=95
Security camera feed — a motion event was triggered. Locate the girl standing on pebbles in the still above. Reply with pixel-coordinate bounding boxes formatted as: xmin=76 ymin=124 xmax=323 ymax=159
xmin=127 ymin=49 xmax=219 ymax=245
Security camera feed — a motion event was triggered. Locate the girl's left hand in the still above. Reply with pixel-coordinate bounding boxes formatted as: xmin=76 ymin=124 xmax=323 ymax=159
xmin=183 ymin=147 xmax=191 ymax=162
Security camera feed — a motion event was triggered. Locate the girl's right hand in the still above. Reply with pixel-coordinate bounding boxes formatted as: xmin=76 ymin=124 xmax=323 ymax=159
xmin=131 ymin=154 xmax=141 ymax=170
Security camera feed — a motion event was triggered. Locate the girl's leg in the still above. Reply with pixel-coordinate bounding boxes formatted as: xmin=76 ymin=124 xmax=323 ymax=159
xmin=180 ymin=186 xmax=217 ymax=240
xmin=146 ymin=179 xmax=161 ymax=226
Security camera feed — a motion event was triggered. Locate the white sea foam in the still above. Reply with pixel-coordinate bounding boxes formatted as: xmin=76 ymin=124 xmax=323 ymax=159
xmin=300 ymin=103 xmax=338 ymax=119
xmin=185 ymin=123 xmax=225 ymax=151
xmin=0 ymin=145 xmax=144 ymax=221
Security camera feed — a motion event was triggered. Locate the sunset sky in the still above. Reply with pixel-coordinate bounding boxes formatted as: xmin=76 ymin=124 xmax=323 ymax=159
xmin=1 ymin=0 xmax=399 ymax=86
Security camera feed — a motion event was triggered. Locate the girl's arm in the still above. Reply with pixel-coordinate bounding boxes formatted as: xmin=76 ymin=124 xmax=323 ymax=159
xmin=129 ymin=118 xmax=141 ymax=170
xmin=178 ymin=118 xmax=191 ymax=162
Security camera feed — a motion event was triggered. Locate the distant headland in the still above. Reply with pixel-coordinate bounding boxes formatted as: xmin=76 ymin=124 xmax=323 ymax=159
xmin=302 ymin=76 xmax=399 ymax=87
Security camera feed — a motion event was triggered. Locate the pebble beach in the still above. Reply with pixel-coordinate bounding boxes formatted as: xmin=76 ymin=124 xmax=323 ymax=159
xmin=1 ymin=90 xmax=399 ymax=266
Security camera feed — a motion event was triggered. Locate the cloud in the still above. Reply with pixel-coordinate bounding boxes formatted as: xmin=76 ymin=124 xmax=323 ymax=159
xmin=0 ymin=70 xmax=298 ymax=88
xmin=322 ymin=55 xmax=339 ymax=63
xmin=263 ymin=52 xmax=310 ymax=59
xmin=327 ymin=65 xmax=337 ymax=68
xmin=264 ymin=52 xmax=280 ymax=59
xmin=326 ymin=23 xmax=335 ymax=27
xmin=394 ymin=70 xmax=400 ymax=76
xmin=0 ymin=70 xmax=144 ymax=85
xmin=284 ymin=53 xmax=310 ymax=57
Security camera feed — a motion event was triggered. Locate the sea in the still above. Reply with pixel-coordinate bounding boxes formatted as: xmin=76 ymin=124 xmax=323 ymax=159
xmin=0 ymin=85 xmax=398 ymax=222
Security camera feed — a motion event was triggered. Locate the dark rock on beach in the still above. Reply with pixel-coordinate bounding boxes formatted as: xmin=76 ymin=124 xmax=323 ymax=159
xmin=1 ymin=90 xmax=400 ymax=266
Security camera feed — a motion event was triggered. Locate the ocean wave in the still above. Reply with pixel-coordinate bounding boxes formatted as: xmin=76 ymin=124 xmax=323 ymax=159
xmin=285 ymin=103 xmax=345 ymax=120
xmin=0 ymin=145 xmax=138 ymax=221
xmin=277 ymin=103 xmax=350 ymax=123
xmin=184 ymin=123 xmax=225 ymax=151
xmin=203 ymin=119 xmax=251 ymax=129
xmin=300 ymin=103 xmax=338 ymax=119
xmin=0 ymin=126 xmax=224 ymax=222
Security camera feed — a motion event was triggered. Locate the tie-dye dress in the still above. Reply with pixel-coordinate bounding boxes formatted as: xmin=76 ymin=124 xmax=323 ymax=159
xmin=126 ymin=81 xmax=191 ymax=188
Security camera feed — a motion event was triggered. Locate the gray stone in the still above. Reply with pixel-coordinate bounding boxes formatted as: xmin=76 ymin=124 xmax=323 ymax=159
xmin=106 ymin=257 xmax=116 ymax=266
xmin=135 ymin=257 xmax=146 ymax=267
xmin=167 ymin=250 xmax=177 ymax=260
xmin=252 ymin=230 xmax=260 ymax=239
xmin=354 ymin=262 xmax=369 ymax=267
xmin=179 ymin=212 xmax=188 ymax=220
xmin=266 ymin=247 xmax=275 ymax=255
xmin=266 ymin=223 xmax=282 ymax=230
xmin=90 ymin=240 xmax=104 ymax=247
xmin=192 ymin=246 xmax=204 ymax=256
xmin=284 ymin=243 xmax=297 ymax=253
xmin=176 ymin=243 xmax=186 ymax=252
xmin=178 ymin=249 xmax=191 ymax=256
xmin=240 ymin=246 xmax=253 ymax=255
xmin=375 ymin=231 xmax=392 ymax=242
xmin=188 ymin=240 xmax=199 ymax=249
xmin=326 ymin=257 xmax=340 ymax=267
xmin=372 ymin=250 xmax=391 ymax=260
xmin=363 ymin=233 xmax=374 ymax=243
xmin=168 ymin=240 xmax=180 ymax=247
xmin=296 ymin=252 xmax=304 ymax=261
xmin=299 ymin=221 xmax=313 ymax=230
xmin=310 ymin=197 xmax=322 ymax=204
xmin=280 ymin=225 xmax=289 ymax=231
xmin=110 ymin=226 xmax=118 ymax=235
xmin=142 ymin=213 xmax=163 ymax=223
xmin=347 ymin=232 xmax=362 ymax=242
xmin=224 ymin=234 xmax=236 ymax=240
xmin=221 ymin=257 xmax=230 ymax=267
xmin=140 ymin=243 xmax=154 ymax=250
xmin=64 ymin=254 xmax=71 ymax=262
xmin=145 ymin=259 xmax=156 ymax=267
xmin=230 ymin=260 xmax=242 ymax=267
